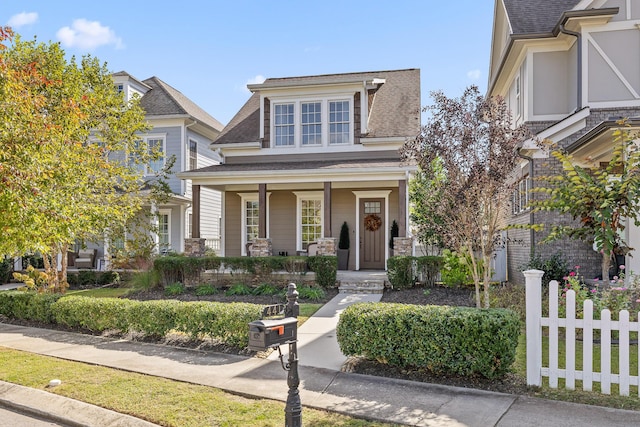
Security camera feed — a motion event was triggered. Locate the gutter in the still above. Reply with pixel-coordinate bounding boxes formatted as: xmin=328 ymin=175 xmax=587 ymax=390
xmin=517 ymin=148 xmax=535 ymax=259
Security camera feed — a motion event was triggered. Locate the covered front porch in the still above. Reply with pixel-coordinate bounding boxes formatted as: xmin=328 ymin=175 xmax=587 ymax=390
xmin=181 ymin=159 xmax=416 ymax=270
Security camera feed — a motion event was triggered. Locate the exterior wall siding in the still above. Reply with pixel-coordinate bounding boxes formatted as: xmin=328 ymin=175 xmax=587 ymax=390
xmin=225 ymin=192 xmax=241 ymax=256
xmin=533 ymin=51 xmax=573 ymax=116
xmin=150 ymin=125 xmax=183 ymax=195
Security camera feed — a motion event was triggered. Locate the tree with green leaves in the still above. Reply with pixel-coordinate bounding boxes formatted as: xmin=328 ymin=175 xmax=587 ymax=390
xmin=0 ymin=29 xmax=170 ymax=292
xmin=402 ymin=86 xmax=530 ymax=307
xmin=530 ymin=123 xmax=640 ymax=282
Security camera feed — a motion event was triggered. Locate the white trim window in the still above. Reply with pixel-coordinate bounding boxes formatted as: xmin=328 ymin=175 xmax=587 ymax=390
xmin=238 ymin=193 xmax=270 ymax=255
xmin=301 ymin=102 xmax=322 ymax=145
xmin=329 ymin=100 xmax=350 ymax=144
xmin=130 ymin=135 xmax=165 ymax=175
xmin=271 ymin=97 xmax=353 ymax=148
xmin=274 ymin=103 xmax=295 ymax=146
xmin=512 ymin=176 xmax=530 ymax=215
xmin=158 ymin=209 xmax=171 ymax=253
xmin=189 ymin=139 xmax=197 ymax=170
xmin=294 ymin=191 xmax=323 ymax=251
xmin=515 ymin=74 xmax=522 ymax=119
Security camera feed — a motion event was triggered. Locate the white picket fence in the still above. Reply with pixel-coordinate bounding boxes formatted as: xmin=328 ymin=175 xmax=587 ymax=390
xmin=524 ymin=269 xmax=639 ymax=396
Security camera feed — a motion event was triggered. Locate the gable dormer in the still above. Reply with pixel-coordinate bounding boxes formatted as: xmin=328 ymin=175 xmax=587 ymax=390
xmin=112 ymin=71 xmax=152 ymax=103
xmin=247 ymin=75 xmax=385 ymax=149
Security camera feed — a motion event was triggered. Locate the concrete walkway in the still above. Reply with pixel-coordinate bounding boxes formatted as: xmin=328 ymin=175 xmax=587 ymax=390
xmin=1 ymin=293 xmax=640 ymax=426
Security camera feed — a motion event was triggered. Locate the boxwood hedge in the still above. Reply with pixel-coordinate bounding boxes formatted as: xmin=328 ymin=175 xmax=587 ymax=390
xmin=336 ymin=302 xmax=520 ymax=378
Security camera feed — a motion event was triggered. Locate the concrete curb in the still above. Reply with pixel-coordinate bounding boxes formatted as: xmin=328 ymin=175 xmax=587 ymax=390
xmin=0 ymin=381 xmax=160 ymax=427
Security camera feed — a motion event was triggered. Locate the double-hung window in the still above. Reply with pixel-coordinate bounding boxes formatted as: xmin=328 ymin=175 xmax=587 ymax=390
xmin=301 ymin=102 xmax=322 ymax=145
xmin=512 ymin=175 xmax=530 ymax=214
xmin=329 ymin=100 xmax=350 ymax=144
xmin=274 ymin=103 xmax=295 ymax=146
xmin=129 ymin=136 xmax=165 ymax=175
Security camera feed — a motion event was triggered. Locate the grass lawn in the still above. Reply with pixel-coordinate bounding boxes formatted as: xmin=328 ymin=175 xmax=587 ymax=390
xmin=0 ymin=348 xmax=398 ymax=427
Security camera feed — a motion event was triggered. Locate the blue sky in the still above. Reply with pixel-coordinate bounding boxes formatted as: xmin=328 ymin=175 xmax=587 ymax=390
xmin=3 ymin=1 xmax=494 ymax=125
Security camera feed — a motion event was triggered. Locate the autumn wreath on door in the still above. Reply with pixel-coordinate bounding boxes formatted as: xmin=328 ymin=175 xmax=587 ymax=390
xmin=364 ymin=214 xmax=382 ymax=232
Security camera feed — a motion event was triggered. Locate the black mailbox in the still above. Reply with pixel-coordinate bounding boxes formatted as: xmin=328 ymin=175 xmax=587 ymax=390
xmin=248 ymin=317 xmax=298 ymax=351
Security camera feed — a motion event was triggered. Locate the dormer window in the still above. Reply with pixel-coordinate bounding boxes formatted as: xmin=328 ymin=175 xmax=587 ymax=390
xmin=270 ymin=97 xmax=353 ymax=148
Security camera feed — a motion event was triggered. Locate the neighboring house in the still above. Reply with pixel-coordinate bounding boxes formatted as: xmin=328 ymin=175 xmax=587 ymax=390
xmin=178 ymin=69 xmax=420 ymax=270
xmin=488 ymin=0 xmax=640 ymax=283
xmin=84 ymin=72 xmax=224 ymax=268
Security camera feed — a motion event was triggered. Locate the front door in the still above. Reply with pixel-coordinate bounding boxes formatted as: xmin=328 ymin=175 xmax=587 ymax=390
xmin=360 ymin=198 xmax=385 ymax=269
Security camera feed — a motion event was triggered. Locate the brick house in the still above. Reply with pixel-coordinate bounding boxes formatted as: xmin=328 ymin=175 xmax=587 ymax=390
xmin=488 ymin=0 xmax=640 ymax=282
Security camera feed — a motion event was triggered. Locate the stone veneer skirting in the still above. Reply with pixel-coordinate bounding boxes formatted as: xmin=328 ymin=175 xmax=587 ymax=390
xmin=316 ymin=238 xmax=337 ymax=256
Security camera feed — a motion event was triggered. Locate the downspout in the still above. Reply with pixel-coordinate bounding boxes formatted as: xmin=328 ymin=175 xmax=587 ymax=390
xmin=559 ymin=23 xmax=582 ymax=110
xmin=517 ymin=148 xmax=535 ymax=258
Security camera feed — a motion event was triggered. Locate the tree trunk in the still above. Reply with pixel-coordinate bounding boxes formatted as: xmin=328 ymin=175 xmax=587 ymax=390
xmin=602 ymin=251 xmax=611 ymax=284
xmin=482 ymin=252 xmax=491 ymax=308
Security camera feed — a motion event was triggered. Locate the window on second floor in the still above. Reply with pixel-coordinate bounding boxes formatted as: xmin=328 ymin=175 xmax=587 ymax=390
xmin=189 ymin=139 xmax=197 ymax=170
xmin=512 ymin=175 xmax=530 ymax=215
xmin=271 ymin=97 xmax=352 ymax=148
xmin=129 ymin=136 xmax=165 ymax=175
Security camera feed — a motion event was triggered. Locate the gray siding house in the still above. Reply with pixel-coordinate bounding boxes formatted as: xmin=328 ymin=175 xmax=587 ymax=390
xmin=489 ymin=0 xmax=640 ymax=282
xmin=178 ymin=69 xmax=420 ymax=270
xmin=87 ymin=72 xmax=224 ymax=267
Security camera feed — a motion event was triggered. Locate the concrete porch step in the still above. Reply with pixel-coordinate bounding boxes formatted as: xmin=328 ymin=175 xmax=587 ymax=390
xmin=338 ymin=280 xmax=385 ymax=294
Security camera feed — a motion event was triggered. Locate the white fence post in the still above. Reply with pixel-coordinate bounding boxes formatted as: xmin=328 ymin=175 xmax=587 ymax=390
xmin=524 ymin=269 xmax=544 ymax=387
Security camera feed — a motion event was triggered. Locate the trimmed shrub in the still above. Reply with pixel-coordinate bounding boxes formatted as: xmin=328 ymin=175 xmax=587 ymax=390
xmin=308 ymin=255 xmax=337 ymax=288
xmin=154 ymin=256 xmax=222 ymax=286
xmin=0 ymin=291 xmax=60 ymax=323
xmin=337 ymin=302 xmax=520 ymax=379
xmin=387 ymin=256 xmax=415 ymax=289
xmin=127 ymin=300 xmax=181 ymax=338
xmin=53 ymin=296 xmax=136 ymax=332
xmin=416 ymin=256 xmax=443 ymax=287
xmin=441 ymin=249 xmax=473 ymax=287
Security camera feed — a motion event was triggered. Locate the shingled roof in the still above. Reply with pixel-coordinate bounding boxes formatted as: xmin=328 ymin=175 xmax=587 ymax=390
xmin=139 ymin=76 xmax=224 ymax=132
xmin=503 ymin=0 xmax=580 ymax=35
xmin=215 ymin=68 xmax=420 ymax=145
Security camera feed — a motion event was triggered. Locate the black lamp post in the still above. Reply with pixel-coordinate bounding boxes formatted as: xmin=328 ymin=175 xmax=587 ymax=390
xmin=284 ymin=283 xmax=301 ymax=427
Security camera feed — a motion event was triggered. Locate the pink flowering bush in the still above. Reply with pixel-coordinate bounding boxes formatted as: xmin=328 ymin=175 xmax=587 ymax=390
xmin=560 ymin=265 xmax=640 ymax=321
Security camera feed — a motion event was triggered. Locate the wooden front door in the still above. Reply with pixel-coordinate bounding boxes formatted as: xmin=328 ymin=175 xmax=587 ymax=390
xmin=360 ymin=198 xmax=385 ymax=269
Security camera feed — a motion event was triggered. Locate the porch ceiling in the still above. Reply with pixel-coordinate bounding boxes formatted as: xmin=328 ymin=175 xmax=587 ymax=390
xmin=178 ymin=158 xmax=416 ymax=187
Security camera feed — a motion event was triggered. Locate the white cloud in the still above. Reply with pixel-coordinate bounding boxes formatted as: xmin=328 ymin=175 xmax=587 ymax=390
xmin=8 ymin=12 xmax=38 ymax=28
xmin=467 ymin=69 xmax=481 ymax=80
xmin=243 ymin=75 xmax=266 ymax=92
xmin=56 ymin=19 xmax=123 ymax=50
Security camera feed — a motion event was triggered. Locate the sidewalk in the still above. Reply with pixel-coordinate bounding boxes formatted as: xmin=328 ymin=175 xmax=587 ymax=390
xmin=0 ymin=292 xmax=640 ymax=426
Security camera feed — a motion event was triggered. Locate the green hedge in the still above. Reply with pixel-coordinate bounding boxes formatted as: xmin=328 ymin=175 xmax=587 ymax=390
xmin=0 ymin=292 xmax=262 ymax=349
xmin=154 ymin=255 xmax=334 ymax=288
xmin=0 ymin=291 xmax=60 ymax=323
xmin=387 ymin=256 xmax=443 ymax=289
xmin=336 ymin=302 xmax=520 ymax=378
xmin=307 ymin=256 xmax=337 ymax=288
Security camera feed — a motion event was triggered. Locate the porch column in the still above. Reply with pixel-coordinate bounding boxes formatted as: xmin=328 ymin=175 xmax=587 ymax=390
xmin=398 ymin=179 xmax=407 ymax=236
xmin=192 ymin=185 xmax=201 ymax=238
xmin=259 ymin=183 xmax=267 ymax=238
xmin=324 ymin=182 xmax=332 ymax=237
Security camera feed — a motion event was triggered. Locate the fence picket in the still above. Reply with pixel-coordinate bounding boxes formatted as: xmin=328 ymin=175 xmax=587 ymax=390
xmin=620 ymin=310 xmax=630 ymax=396
xmin=601 ymin=309 xmax=612 ymax=395
xmin=549 ymin=280 xmax=559 ymax=388
xmin=583 ymin=300 xmax=593 ymax=391
xmin=566 ymin=290 xmax=576 ymax=390
xmin=524 ymin=270 xmax=637 ymax=397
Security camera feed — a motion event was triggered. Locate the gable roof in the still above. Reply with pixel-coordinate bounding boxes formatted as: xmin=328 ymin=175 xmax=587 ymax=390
xmin=215 ymin=68 xmax=420 ymax=145
xmin=139 ymin=76 xmax=224 ymax=132
xmin=503 ymin=0 xmax=581 ymax=35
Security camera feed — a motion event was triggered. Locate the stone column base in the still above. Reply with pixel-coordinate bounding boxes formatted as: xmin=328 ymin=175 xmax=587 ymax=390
xmin=393 ymin=237 xmax=413 ymax=256
xmin=185 ymin=238 xmax=206 ymax=257
xmin=316 ymin=238 xmax=337 ymax=256
xmin=250 ymin=238 xmax=273 ymax=257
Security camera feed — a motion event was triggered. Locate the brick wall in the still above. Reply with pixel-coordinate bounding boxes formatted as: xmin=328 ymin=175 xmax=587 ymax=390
xmin=509 ymin=107 xmax=640 ymax=283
